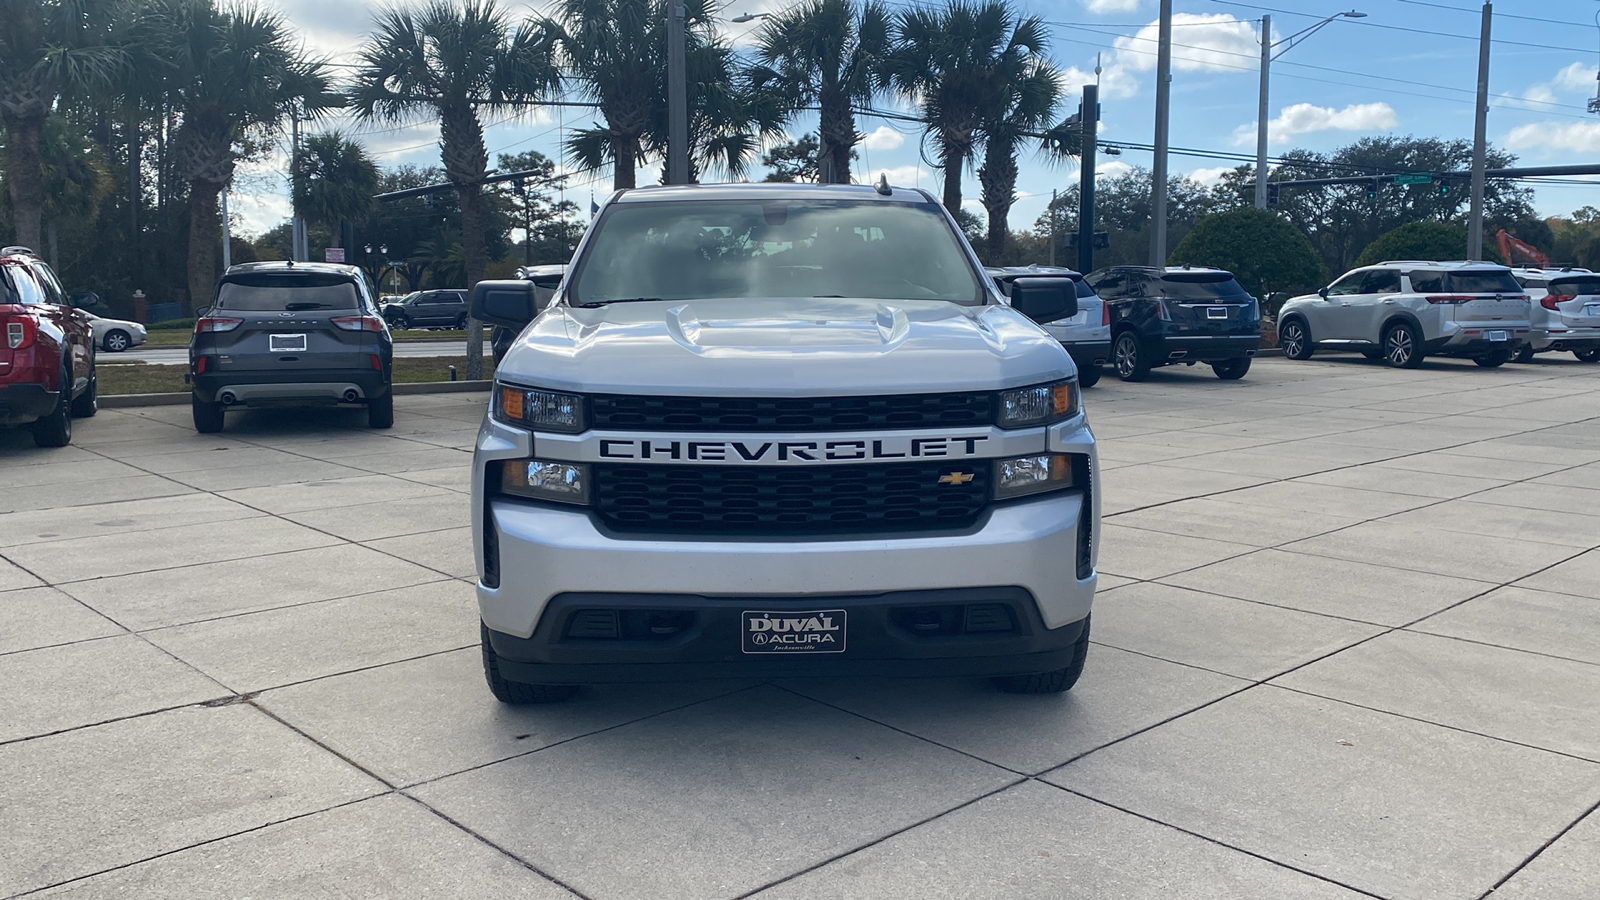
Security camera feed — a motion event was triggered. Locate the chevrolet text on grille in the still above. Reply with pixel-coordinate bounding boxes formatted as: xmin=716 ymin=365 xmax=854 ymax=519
xmin=596 ymin=435 xmax=992 ymax=462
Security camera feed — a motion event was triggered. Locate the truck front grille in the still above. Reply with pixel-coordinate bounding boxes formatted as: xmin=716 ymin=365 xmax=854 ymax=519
xmin=589 ymin=391 xmax=994 ymax=432
xmin=593 ymin=461 xmax=991 ymax=535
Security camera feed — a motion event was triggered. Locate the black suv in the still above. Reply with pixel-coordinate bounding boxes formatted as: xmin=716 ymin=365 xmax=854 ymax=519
xmin=189 ymin=262 xmax=393 ymax=432
xmin=382 ymin=289 xmax=468 ymax=329
xmin=1086 ymin=266 xmax=1260 ymax=381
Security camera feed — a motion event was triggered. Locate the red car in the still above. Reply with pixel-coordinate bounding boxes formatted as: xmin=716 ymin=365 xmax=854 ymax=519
xmin=1 ymin=247 xmax=98 ymax=447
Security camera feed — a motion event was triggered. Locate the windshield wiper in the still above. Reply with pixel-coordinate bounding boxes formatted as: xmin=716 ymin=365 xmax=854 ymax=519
xmin=574 ymin=297 xmax=667 ymax=308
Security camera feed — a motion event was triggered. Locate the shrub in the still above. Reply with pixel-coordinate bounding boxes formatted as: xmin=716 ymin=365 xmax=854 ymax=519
xmin=1168 ymin=208 xmax=1327 ymax=315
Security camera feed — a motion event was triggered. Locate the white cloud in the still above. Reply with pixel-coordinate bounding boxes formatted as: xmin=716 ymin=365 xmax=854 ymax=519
xmin=1112 ymin=14 xmax=1258 ymax=74
xmin=1082 ymin=0 xmax=1141 ymax=13
xmin=1059 ymin=65 xmax=1139 ymax=101
xmin=1231 ymin=102 xmax=1397 ymax=146
xmin=1506 ymin=120 xmax=1600 ymax=153
xmin=1554 ymin=62 xmax=1598 ymax=92
xmin=1096 ymin=161 xmax=1134 ymax=180
xmin=869 ymin=165 xmax=937 ymax=190
xmin=1186 ymin=166 xmax=1232 ymax=186
xmin=860 ymin=125 xmax=905 ymax=152
xmin=1498 ymin=62 xmax=1599 ymax=111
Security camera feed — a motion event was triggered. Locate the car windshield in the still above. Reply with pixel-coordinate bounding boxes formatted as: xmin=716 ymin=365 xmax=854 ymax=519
xmin=1548 ymin=277 xmax=1600 ymax=297
xmin=1155 ymin=272 xmax=1251 ymax=300
xmin=569 ymin=199 xmax=984 ymax=306
xmin=398 ymin=292 xmax=421 ymax=305
xmin=214 ymin=274 xmax=361 ymax=311
xmin=1445 ymin=271 xmax=1521 ymax=294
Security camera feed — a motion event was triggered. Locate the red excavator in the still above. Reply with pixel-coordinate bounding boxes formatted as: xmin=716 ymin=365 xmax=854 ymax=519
xmin=1496 ymin=230 xmax=1550 ymax=268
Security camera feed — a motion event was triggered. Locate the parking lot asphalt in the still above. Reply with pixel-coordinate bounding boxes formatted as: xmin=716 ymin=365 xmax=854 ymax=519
xmin=2 ymin=353 xmax=1599 ymax=900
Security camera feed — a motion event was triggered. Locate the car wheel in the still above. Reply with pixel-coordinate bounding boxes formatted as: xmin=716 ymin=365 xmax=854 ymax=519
xmin=1381 ymin=321 xmax=1424 ymax=369
xmin=1112 ymin=331 xmax=1150 ymax=382
xmin=103 ymin=330 xmax=131 ymax=353
xmin=481 ymin=623 xmax=577 ymax=704
xmin=31 ymin=366 xmax=73 ymax=448
xmin=456 ymin=313 xmax=468 ymax=330
xmin=1574 ymin=348 xmax=1600 ymax=363
xmin=392 ymin=314 xmax=410 ymax=330
xmin=367 ymin=391 xmax=394 ymax=429
xmin=192 ymin=395 xmax=225 ymax=433
xmin=70 ymin=372 xmax=98 ymax=418
xmin=1279 ymin=318 xmax=1314 ymax=360
xmin=994 ymin=616 xmax=1090 ymax=694
xmin=1212 ymin=357 xmax=1251 ymax=380
xmin=1514 ymin=345 xmax=1536 ymax=363
xmin=1474 ymin=348 xmax=1512 ymax=368
xmin=1077 ymin=363 xmax=1102 ymax=388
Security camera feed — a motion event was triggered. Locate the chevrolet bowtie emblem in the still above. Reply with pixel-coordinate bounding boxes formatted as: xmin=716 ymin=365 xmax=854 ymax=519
xmin=939 ymin=471 xmax=975 ymax=486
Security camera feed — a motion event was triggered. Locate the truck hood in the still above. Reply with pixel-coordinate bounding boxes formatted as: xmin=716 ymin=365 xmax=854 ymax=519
xmin=497 ymin=297 xmax=1075 ymax=396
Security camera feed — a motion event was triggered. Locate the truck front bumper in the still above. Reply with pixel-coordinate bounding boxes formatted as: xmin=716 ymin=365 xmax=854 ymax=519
xmin=478 ymin=491 xmax=1096 ymax=679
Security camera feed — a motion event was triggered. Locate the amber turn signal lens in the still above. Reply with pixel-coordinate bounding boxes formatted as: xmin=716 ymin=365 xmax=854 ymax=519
xmin=498 ymin=386 xmax=524 ymax=421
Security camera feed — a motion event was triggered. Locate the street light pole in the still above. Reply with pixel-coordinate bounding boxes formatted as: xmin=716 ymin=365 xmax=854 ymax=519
xmin=667 ymin=1 xmax=690 ymax=185
xmin=1468 ymin=1 xmax=1492 ymax=261
xmin=1149 ymin=0 xmax=1173 ymax=267
xmin=1255 ymin=11 xmax=1366 ymax=209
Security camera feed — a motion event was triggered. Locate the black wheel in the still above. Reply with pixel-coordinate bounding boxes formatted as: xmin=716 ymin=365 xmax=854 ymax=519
xmin=1278 ymin=318 xmax=1314 ymax=360
xmin=1474 ymin=348 xmax=1512 ymax=368
xmin=367 ymin=391 xmax=394 ymax=428
xmin=70 ymin=372 xmax=98 ymax=417
xmin=192 ymin=395 xmax=225 ymax=433
xmin=456 ymin=313 xmax=468 ymax=330
xmin=103 ymin=330 xmax=131 ymax=353
xmin=1575 ymin=348 xmax=1600 ymax=363
xmin=392 ymin=314 xmax=410 ymax=330
xmin=1212 ymin=357 xmax=1251 ymax=380
xmin=481 ymin=623 xmax=577 ymax=704
xmin=1112 ymin=331 xmax=1151 ymax=382
xmin=1381 ymin=321 xmax=1424 ymax=369
xmin=1077 ymin=363 xmax=1101 ymax=388
xmin=994 ymin=616 xmax=1091 ymax=695
xmin=1514 ymin=345 xmax=1536 ymax=363
xmin=31 ymin=366 xmax=73 ymax=448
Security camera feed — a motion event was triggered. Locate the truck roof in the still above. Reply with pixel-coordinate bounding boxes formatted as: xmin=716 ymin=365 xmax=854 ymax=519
xmin=611 ymin=182 xmax=937 ymax=205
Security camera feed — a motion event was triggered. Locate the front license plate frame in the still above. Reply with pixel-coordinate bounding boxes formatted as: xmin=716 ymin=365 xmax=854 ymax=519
xmin=1487 ymin=330 xmax=1508 ymax=342
xmin=741 ymin=609 xmax=847 ymax=654
xmin=270 ymin=333 xmax=308 ymax=353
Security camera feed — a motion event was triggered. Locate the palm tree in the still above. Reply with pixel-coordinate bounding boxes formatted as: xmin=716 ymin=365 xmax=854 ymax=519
xmin=351 ymin=0 xmax=560 ymax=379
xmin=0 ymin=0 xmax=126 ymax=252
xmin=293 ymin=131 xmax=380 ymax=245
xmin=976 ymin=59 xmax=1068 ymax=261
xmin=158 ymin=0 xmax=335 ymax=314
xmin=883 ymin=0 xmax=1049 ymax=214
xmin=753 ymin=0 xmax=889 ymax=185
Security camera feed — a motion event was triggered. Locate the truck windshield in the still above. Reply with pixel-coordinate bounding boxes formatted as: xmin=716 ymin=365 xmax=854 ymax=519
xmin=214 ymin=274 xmax=361 ymax=311
xmin=569 ymin=199 xmax=984 ymax=306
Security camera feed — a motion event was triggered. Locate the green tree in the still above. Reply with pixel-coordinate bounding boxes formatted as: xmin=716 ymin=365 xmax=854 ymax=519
xmin=1034 ymin=167 xmax=1220 ymax=269
xmin=1354 ymin=221 xmax=1478 ymax=268
xmin=977 ymin=56 xmax=1067 ymax=262
xmin=1169 ymin=208 xmax=1327 ymax=312
xmin=292 ymin=131 xmax=379 ymax=243
xmin=0 ymin=0 xmax=126 ymax=251
xmin=884 ymin=0 xmax=1048 ymax=214
xmin=495 ymin=149 xmax=581 ymax=266
xmin=761 ymin=133 xmax=823 ymax=182
xmin=753 ymin=0 xmax=890 ymax=185
xmin=159 ymin=0 xmax=336 ymax=312
xmin=352 ymin=0 xmax=561 ymax=378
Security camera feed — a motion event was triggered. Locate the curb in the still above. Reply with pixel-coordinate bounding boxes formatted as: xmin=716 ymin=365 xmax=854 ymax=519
xmin=101 ymin=380 xmax=493 ymax=410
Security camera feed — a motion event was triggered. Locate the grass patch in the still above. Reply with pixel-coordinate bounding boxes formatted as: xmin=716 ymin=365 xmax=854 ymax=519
xmin=98 ymin=356 xmax=495 ymax=396
xmin=142 ymin=326 xmax=481 ymax=349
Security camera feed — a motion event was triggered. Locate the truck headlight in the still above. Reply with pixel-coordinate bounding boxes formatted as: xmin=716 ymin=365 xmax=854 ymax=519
xmin=997 ymin=380 xmax=1079 ymax=429
xmin=497 ymin=460 xmax=590 ymax=505
xmin=494 ymin=384 xmax=586 ymax=433
xmin=994 ymin=453 xmax=1078 ymax=500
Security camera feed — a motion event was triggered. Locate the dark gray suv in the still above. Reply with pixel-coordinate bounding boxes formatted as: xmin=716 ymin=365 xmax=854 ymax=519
xmin=189 ymin=262 xmax=393 ymax=432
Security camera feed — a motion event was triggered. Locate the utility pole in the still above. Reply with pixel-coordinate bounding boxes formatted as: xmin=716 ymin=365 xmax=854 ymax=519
xmin=1468 ymin=1 xmax=1492 ymax=261
xmin=1149 ymin=0 xmax=1173 ymax=266
xmin=1048 ymin=189 xmax=1057 ymax=267
xmin=1079 ymin=82 xmax=1099 ymax=274
xmin=518 ymin=179 xmax=533 ymax=267
xmin=667 ymin=1 xmax=690 ymax=185
xmin=1255 ymin=15 xmax=1271 ymax=208
xmin=220 ymin=183 xmax=231 ymax=270
xmin=290 ymin=106 xmax=307 ymax=262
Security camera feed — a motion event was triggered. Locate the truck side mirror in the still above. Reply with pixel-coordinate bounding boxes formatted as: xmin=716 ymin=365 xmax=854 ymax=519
xmin=1009 ymin=277 xmax=1078 ymax=324
xmin=471 ymin=280 xmax=539 ymax=329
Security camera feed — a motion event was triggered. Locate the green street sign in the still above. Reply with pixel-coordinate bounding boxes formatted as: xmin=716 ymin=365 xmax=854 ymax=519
xmin=1394 ymin=174 xmax=1433 ymax=185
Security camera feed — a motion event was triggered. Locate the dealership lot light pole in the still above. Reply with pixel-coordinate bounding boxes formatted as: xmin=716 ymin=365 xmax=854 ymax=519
xmin=1255 ymin=10 xmax=1366 ymax=208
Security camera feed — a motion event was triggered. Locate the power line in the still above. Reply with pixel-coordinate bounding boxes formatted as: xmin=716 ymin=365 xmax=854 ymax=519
xmin=1388 ymin=0 xmax=1598 ymax=29
xmin=1209 ymin=0 xmax=1600 ymax=54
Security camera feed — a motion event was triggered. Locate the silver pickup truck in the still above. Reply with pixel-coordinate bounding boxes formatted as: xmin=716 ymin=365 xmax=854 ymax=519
xmin=469 ymin=182 xmax=1099 ymax=703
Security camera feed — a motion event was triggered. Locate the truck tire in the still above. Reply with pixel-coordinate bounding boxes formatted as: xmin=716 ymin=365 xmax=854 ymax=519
xmin=193 ymin=395 xmax=225 ymax=433
xmin=70 ymin=372 xmax=98 ymax=417
xmin=367 ymin=391 xmax=394 ymax=428
xmin=994 ymin=617 xmax=1090 ymax=695
xmin=31 ymin=366 xmax=73 ymax=447
xmin=481 ymin=624 xmax=577 ymax=704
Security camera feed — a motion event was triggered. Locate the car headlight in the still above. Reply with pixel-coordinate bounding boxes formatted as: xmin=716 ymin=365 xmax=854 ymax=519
xmin=997 ymin=380 xmax=1079 ymax=429
xmin=994 ymin=453 xmax=1081 ymax=500
xmin=496 ymin=459 xmax=590 ymax=505
xmin=494 ymin=384 xmax=586 ymax=433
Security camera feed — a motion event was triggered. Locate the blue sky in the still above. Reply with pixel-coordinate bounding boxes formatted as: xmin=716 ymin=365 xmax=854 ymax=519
xmin=235 ymin=0 xmax=1600 ymax=246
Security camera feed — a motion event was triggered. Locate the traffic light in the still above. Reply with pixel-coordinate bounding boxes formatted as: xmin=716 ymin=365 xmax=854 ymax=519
xmin=1267 ymin=184 xmax=1280 ymax=208
xmin=1440 ymin=180 xmax=1450 ymax=196
xmin=1367 ymin=178 xmax=1378 ymax=201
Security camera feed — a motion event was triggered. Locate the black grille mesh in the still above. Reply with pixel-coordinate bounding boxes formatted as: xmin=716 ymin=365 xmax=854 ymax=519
xmin=589 ymin=392 xmax=994 ymax=433
xmin=594 ymin=461 xmax=991 ymax=535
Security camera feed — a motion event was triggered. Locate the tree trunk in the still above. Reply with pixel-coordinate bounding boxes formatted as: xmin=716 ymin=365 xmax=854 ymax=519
xmin=818 ymin=92 xmax=855 ymax=185
xmin=941 ymin=151 xmax=963 ymax=215
xmin=126 ymin=108 xmax=143 ymax=289
xmin=441 ymin=104 xmax=490 ymax=380
xmin=3 ymin=113 xmax=47 ymax=251
xmin=978 ymin=138 xmax=1018 ymax=264
xmin=611 ymin=132 xmax=638 ymax=190
xmin=186 ymin=178 xmax=223 ymax=314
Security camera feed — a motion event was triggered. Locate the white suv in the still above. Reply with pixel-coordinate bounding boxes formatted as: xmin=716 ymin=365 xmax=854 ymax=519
xmin=1509 ymin=268 xmax=1600 ymax=363
xmin=1278 ymin=262 xmax=1531 ymax=369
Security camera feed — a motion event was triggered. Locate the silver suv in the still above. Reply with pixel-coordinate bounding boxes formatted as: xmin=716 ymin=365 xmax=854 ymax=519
xmin=1509 ymin=268 xmax=1600 ymax=363
xmin=1278 ymin=261 xmax=1531 ymax=368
